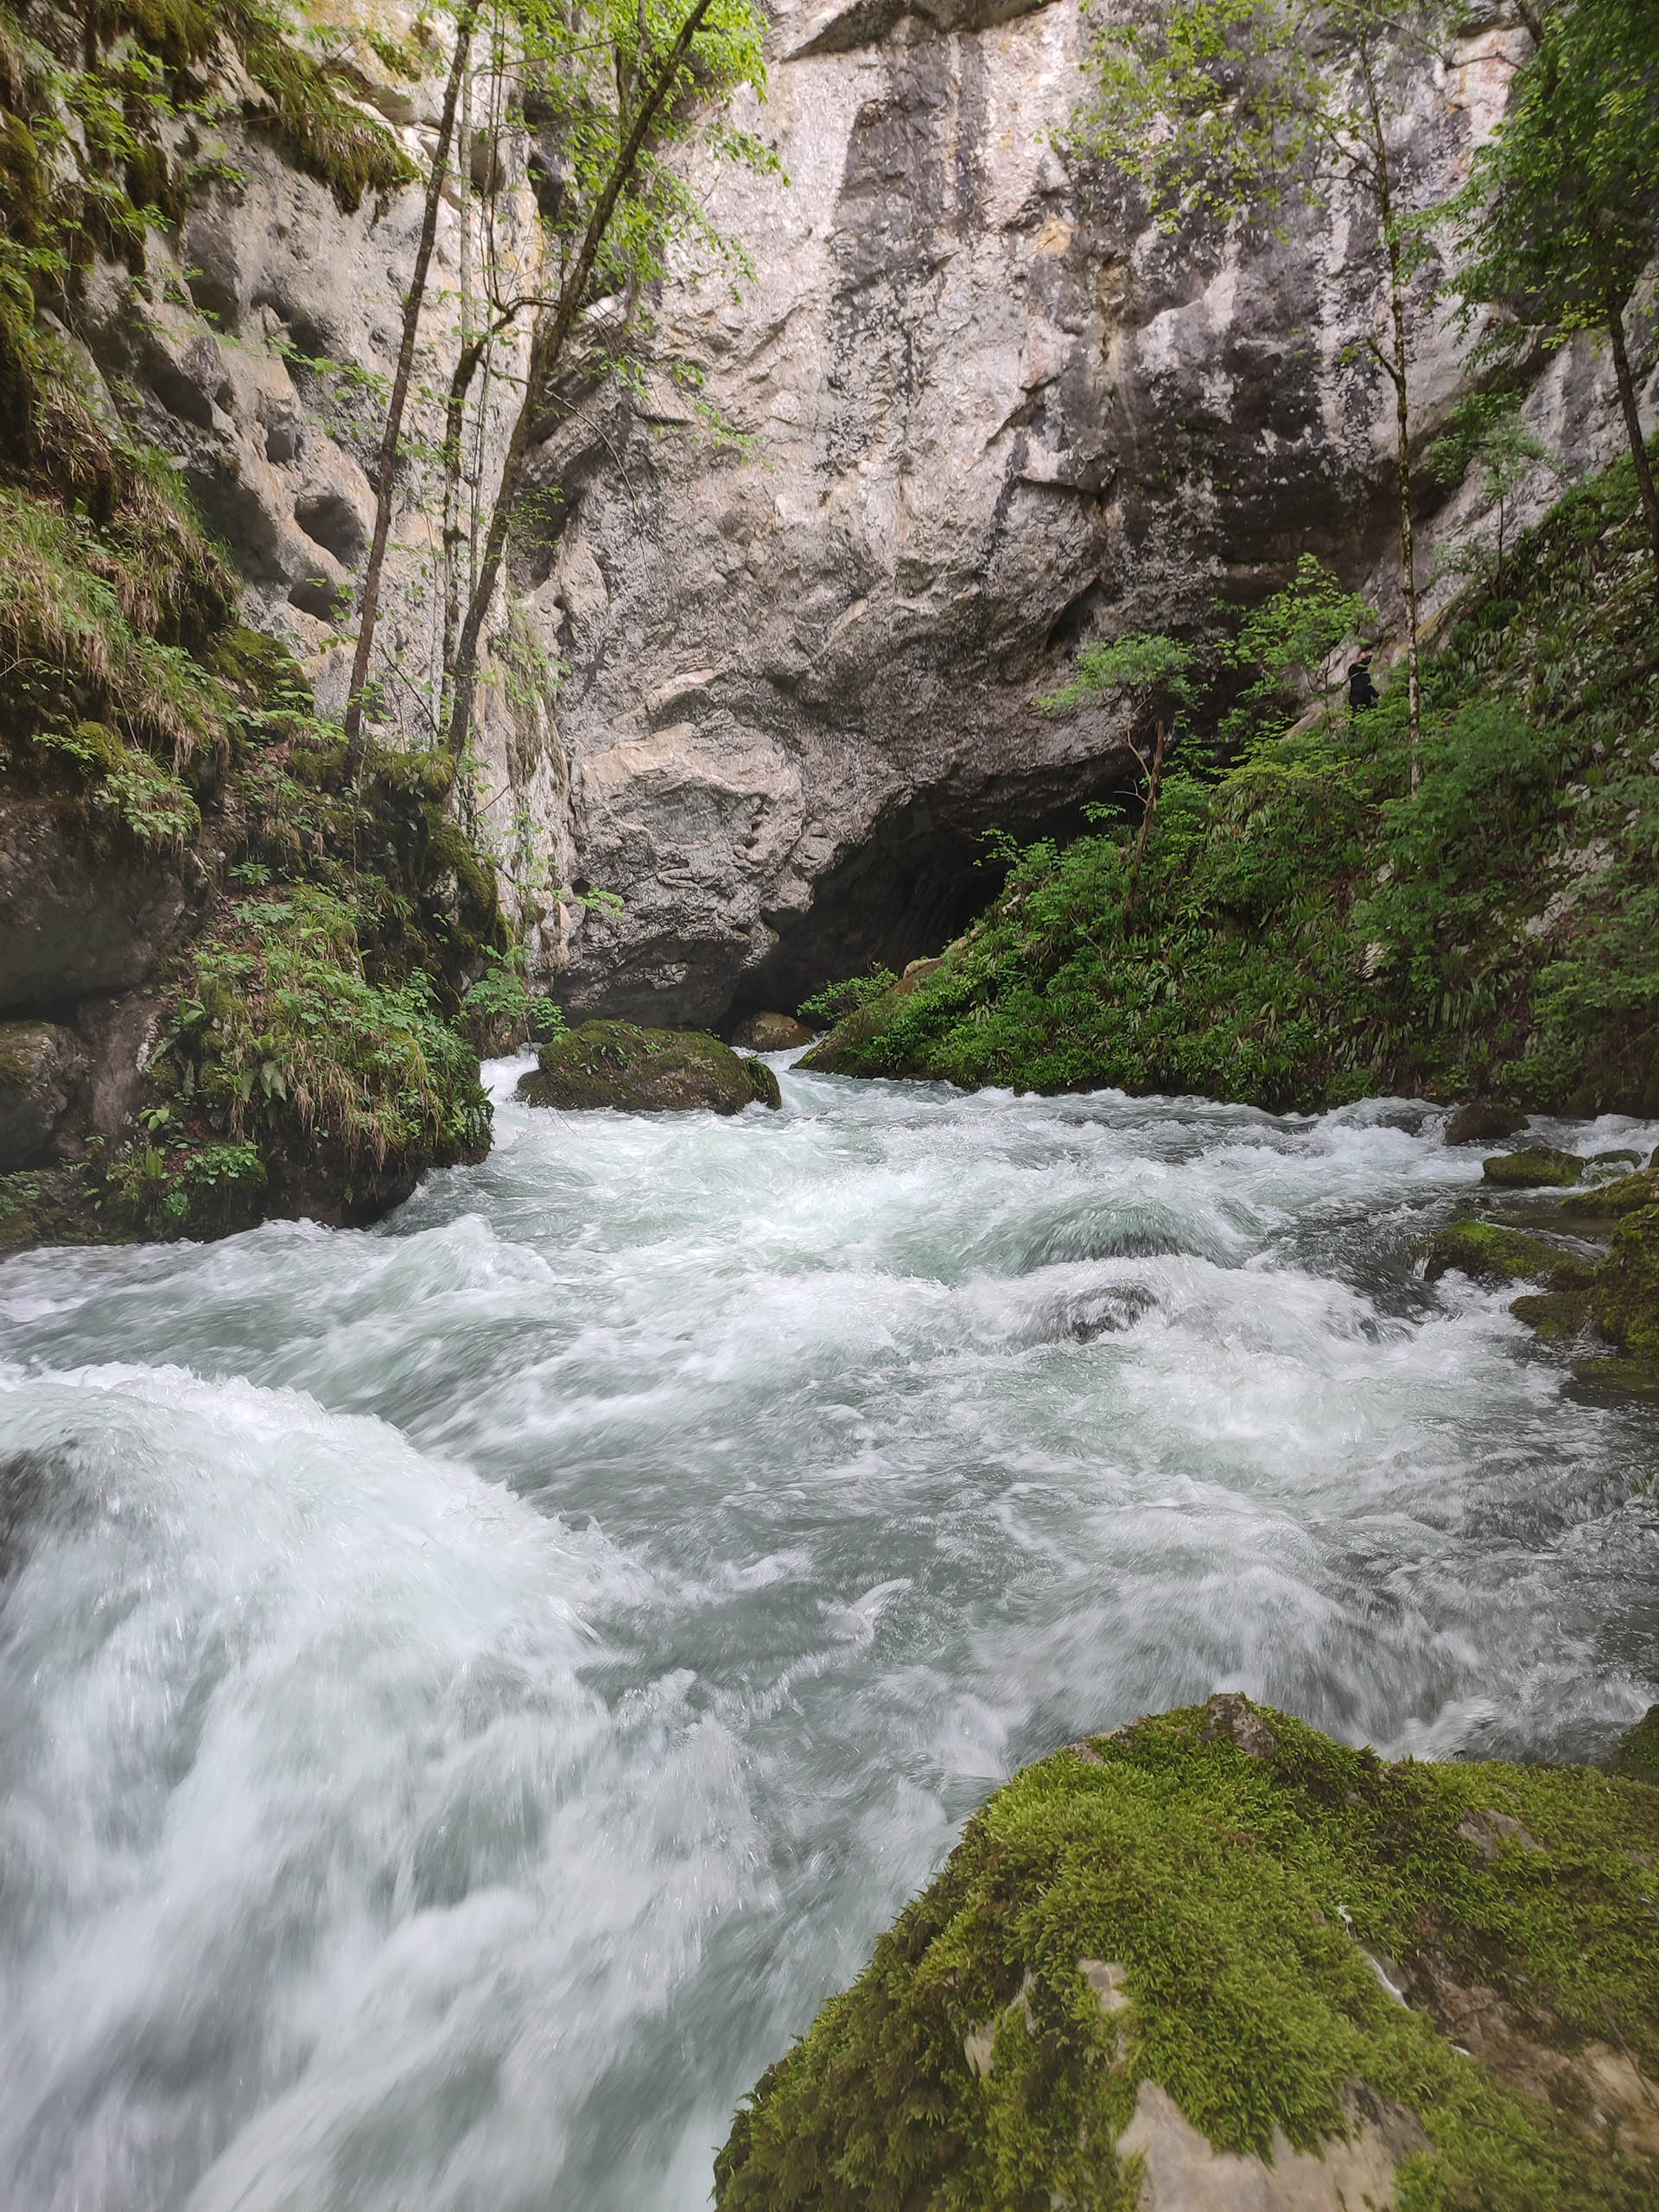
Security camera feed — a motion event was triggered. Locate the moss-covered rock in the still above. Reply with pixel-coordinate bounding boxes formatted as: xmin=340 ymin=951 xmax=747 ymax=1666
xmin=1483 ymin=1146 xmax=1586 ymax=1190
xmin=1587 ymin=1205 xmax=1659 ymax=1362
xmin=1564 ymin=1169 xmax=1659 ymax=1221
xmin=1445 ymin=1100 xmax=1529 ymax=1146
xmin=1510 ymin=1287 xmax=1596 ymax=1341
xmin=1610 ymin=1707 xmax=1659 ymax=1788
xmin=715 ymin=1697 xmax=1659 ymax=2212
xmin=518 ymin=1022 xmax=782 ymax=1114
xmin=733 ymin=1010 xmax=817 ymax=1052
xmin=1423 ymin=1219 xmax=1589 ymax=1287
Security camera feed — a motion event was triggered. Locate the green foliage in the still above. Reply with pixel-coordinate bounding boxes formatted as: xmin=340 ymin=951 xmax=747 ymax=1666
xmin=1077 ymin=0 xmax=1446 ymax=235
xmin=716 ymin=1699 xmax=1659 ymax=2211
xmin=1426 ymin=393 xmax=1558 ymax=589
xmin=1037 ymin=631 xmax=1196 ymax=718
xmin=810 ymin=445 xmax=1659 ymax=1115
xmin=1219 ymin=555 xmax=1376 ymax=741
xmin=1450 ymin=0 xmax=1659 ymax=348
xmin=159 ymin=884 xmax=490 ymax=1168
xmin=798 ymin=966 xmax=899 ymax=1027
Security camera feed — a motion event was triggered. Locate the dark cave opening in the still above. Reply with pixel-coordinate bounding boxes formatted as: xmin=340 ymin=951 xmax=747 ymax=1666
xmin=728 ymin=772 xmax=1135 ymax=1029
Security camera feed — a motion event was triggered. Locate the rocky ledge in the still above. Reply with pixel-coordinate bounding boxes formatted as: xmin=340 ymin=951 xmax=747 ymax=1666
xmin=517 ymin=1022 xmax=782 ymax=1113
xmin=715 ymin=1694 xmax=1659 ymax=2211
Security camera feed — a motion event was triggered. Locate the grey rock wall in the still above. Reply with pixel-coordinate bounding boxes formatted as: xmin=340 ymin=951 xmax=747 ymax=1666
xmin=514 ymin=0 xmax=1654 ymax=1025
xmin=67 ymin=2 xmax=1655 ymax=1033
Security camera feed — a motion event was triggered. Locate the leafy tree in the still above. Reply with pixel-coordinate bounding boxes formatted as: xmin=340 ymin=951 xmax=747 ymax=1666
xmin=1423 ymin=391 xmax=1555 ymax=593
xmin=1448 ymin=0 xmax=1659 ymax=588
xmin=1039 ymin=632 xmax=1197 ymax=913
xmin=440 ymin=0 xmax=773 ymax=763
xmin=1078 ymin=0 xmax=1451 ymax=782
xmin=1220 ymin=553 xmax=1376 ymax=740
xmin=343 ymin=1 xmax=481 ymax=769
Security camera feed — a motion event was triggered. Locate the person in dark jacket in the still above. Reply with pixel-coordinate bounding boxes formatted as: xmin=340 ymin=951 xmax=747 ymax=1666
xmin=1348 ymin=650 xmax=1378 ymax=710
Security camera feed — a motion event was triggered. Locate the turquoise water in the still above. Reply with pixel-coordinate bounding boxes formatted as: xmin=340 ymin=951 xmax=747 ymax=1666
xmin=2 ymin=1057 xmax=1656 ymax=2210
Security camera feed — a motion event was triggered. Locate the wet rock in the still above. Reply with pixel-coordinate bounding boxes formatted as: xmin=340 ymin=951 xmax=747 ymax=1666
xmin=1611 ymin=1706 xmax=1659 ymax=1787
xmin=0 ymin=1021 xmax=87 ymax=1170
xmin=1199 ymin=1689 xmax=1278 ymax=1759
xmin=1587 ymin=1201 xmax=1659 ymax=1362
xmin=731 ymin=1010 xmax=816 ymax=1052
xmin=516 ymin=1021 xmax=782 ymax=1114
xmin=0 ymin=796 xmax=188 ymax=1013
xmin=1481 ymin=1146 xmax=1585 ymax=1190
xmin=713 ymin=1698 xmax=1659 ymax=2211
xmin=1424 ymin=1219 xmax=1585 ymax=1287
xmin=1445 ymin=1100 xmax=1528 ymax=1146
xmin=1563 ymin=1167 xmax=1659 ymax=1219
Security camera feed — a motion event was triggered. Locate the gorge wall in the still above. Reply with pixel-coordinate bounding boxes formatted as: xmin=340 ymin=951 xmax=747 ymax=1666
xmin=19 ymin=0 xmax=1658 ymax=1055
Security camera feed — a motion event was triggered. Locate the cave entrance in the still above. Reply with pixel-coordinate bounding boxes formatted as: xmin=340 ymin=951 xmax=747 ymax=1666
xmin=729 ymin=772 xmax=1132 ymax=1028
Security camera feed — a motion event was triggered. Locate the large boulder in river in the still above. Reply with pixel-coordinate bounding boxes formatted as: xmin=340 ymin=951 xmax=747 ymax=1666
xmin=517 ymin=1022 xmax=781 ymax=1113
xmin=714 ymin=1696 xmax=1659 ymax=2211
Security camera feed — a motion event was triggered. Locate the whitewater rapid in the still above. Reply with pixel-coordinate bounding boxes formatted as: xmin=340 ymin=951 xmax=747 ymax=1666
xmin=2 ymin=1057 xmax=1656 ymax=2211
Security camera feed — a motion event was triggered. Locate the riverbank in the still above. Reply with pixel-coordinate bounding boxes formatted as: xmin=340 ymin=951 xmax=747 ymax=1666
xmin=802 ymin=449 xmax=1659 ymax=1122
xmin=3 ymin=1064 xmax=1656 ymax=2207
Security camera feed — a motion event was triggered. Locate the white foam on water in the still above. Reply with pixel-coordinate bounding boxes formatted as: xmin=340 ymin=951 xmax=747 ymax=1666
xmin=1 ymin=1067 xmax=1656 ymax=2209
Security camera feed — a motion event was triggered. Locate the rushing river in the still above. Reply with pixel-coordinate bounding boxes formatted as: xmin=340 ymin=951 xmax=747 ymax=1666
xmin=3 ymin=1055 xmax=1657 ymax=2211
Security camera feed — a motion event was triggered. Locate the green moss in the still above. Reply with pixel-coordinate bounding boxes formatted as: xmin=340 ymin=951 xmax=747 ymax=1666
xmin=1423 ymin=1218 xmax=1586 ymax=1287
xmin=716 ymin=1700 xmax=1659 ymax=2212
xmin=1564 ymin=1170 xmax=1659 ymax=1220
xmin=1511 ymin=1287 xmax=1595 ymax=1340
xmin=808 ymin=445 xmax=1659 ymax=1116
xmin=1588 ymin=1205 xmax=1659 ymax=1361
xmin=1483 ymin=1146 xmax=1586 ymax=1190
xmin=519 ymin=1022 xmax=782 ymax=1115
xmin=1609 ymin=1708 xmax=1659 ymax=1788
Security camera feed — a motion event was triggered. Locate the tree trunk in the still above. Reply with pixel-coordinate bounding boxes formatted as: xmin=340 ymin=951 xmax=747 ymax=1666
xmin=1124 ymin=720 xmax=1168 ymax=918
xmin=1607 ymin=301 xmax=1659 ymax=590
xmin=343 ymin=2 xmax=478 ymax=771
xmin=440 ymin=52 xmax=475 ymax=730
xmin=442 ymin=0 xmax=717 ymax=766
xmin=1357 ymin=42 xmax=1422 ymax=790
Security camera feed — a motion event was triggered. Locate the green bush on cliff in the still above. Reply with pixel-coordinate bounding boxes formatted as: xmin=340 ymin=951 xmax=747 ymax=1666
xmin=809 ymin=448 xmax=1659 ymax=1116
xmin=716 ymin=1699 xmax=1659 ymax=2212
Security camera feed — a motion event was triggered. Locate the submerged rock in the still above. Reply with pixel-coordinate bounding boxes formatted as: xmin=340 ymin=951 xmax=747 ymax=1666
xmin=731 ymin=1011 xmax=817 ymax=1052
xmin=1482 ymin=1146 xmax=1586 ymax=1190
xmin=1445 ymin=1101 xmax=1528 ymax=1147
xmin=714 ymin=1696 xmax=1659 ymax=2211
xmin=1422 ymin=1219 xmax=1590 ymax=1289
xmin=517 ymin=1021 xmax=781 ymax=1114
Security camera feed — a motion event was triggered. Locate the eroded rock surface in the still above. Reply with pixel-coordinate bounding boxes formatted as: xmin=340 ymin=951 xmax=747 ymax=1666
xmin=714 ymin=1695 xmax=1659 ymax=2212
xmin=517 ymin=1020 xmax=782 ymax=1112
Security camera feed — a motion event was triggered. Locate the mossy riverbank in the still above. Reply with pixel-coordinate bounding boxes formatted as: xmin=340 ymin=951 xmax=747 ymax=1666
xmin=0 ymin=3 xmax=516 ymax=1249
xmin=803 ymin=449 xmax=1659 ymax=1122
xmin=716 ymin=1696 xmax=1659 ymax=2212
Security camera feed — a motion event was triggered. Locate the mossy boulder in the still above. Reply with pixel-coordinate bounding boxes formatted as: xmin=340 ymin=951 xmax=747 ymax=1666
xmin=517 ymin=1022 xmax=782 ymax=1114
xmin=715 ymin=1696 xmax=1659 ymax=2212
xmin=1564 ymin=1168 xmax=1659 ymax=1221
xmin=732 ymin=1010 xmax=817 ymax=1052
xmin=1445 ymin=1100 xmax=1529 ymax=1147
xmin=1423 ymin=1219 xmax=1589 ymax=1288
xmin=1483 ymin=1146 xmax=1586 ymax=1190
xmin=1587 ymin=1204 xmax=1659 ymax=1361
xmin=1611 ymin=1707 xmax=1659 ymax=1788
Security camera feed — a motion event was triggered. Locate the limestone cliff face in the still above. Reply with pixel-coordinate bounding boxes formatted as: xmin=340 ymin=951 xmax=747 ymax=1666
xmin=48 ymin=2 xmax=1654 ymax=1038
xmin=518 ymin=0 xmax=1652 ymax=1025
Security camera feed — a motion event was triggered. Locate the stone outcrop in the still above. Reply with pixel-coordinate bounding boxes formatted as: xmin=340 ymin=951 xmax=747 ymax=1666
xmin=24 ymin=1 xmax=1657 ymax=1047
xmin=510 ymin=0 xmax=1654 ymax=1026
xmin=714 ymin=1696 xmax=1659 ymax=2212
xmin=516 ymin=1020 xmax=782 ymax=1111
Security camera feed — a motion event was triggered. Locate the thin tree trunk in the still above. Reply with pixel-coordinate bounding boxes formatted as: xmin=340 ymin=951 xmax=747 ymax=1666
xmin=1357 ymin=42 xmax=1422 ymax=790
xmin=439 ymin=53 xmax=474 ymax=731
xmin=343 ymin=2 xmax=479 ymax=770
xmin=1607 ymin=301 xmax=1659 ymax=589
xmin=442 ymin=0 xmax=716 ymax=766
xmin=1124 ymin=720 xmax=1168 ymax=918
